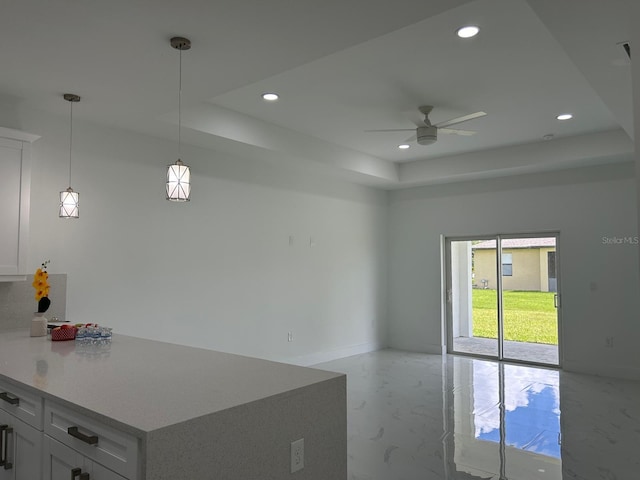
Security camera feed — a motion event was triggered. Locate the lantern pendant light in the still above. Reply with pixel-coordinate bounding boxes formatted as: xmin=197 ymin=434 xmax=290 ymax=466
xmin=166 ymin=36 xmax=192 ymax=202
xmin=59 ymin=93 xmax=80 ymax=218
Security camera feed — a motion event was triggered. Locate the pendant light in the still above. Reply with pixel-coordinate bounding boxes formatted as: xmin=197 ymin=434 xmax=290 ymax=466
xmin=59 ymin=93 xmax=80 ymax=218
xmin=166 ymin=36 xmax=192 ymax=202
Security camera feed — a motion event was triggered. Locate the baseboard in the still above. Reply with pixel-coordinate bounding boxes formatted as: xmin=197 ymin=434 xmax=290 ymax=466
xmin=387 ymin=342 xmax=445 ymax=356
xmin=410 ymin=344 xmax=445 ymax=355
xmin=563 ymin=359 xmax=640 ymax=381
xmin=281 ymin=341 xmax=387 ymax=367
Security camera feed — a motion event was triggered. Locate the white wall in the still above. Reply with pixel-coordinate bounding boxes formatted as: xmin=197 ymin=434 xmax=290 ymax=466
xmin=3 ymin=103 xmax=388 ymax=365
xmin=389 ymin=163 xmax=640 ymax=380
xmin=4 ymin=98 xmax=639 ymax=379
xmin=632 ymin=2 xmax=640 ymax=277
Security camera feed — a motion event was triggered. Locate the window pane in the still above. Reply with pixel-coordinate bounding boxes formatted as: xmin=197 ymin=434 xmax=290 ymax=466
xmin=502 ymin=253 xmax=513 ymax=276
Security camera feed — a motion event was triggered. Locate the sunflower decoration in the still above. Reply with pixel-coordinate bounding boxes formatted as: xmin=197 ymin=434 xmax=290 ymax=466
xmin=32 ymin=260 xmax=51 ymax=313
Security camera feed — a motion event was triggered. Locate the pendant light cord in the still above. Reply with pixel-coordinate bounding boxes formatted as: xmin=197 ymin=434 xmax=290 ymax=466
xmin=178 ymin=47 xmax=182 ymax=160
xmin=69 ymin=100 xmax=73 ymax=188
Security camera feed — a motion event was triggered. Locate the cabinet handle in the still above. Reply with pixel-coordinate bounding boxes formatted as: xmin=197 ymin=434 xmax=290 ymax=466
xmin=0 ymin=425 xmax=5 ymax=467
xmin=0 ymin=425 xmax=12 ymax=470
xmin=67 ymin=426 xmax=99 ymax=445
xmin=71 ymin=468 xmax=91 ymax=480
xmin=0 ymin=392 xmax=19 ymax=406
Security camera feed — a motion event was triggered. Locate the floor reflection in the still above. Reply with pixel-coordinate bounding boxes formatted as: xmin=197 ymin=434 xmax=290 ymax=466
xmin=315 ymin=350 xmax=640 ymax=480
xmin=446 ymin=358 xmax=562 ymax=479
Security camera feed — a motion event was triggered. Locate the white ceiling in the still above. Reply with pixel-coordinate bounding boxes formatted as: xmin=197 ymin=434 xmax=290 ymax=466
xmin=0 ymin=0 xmax=634 ymax=188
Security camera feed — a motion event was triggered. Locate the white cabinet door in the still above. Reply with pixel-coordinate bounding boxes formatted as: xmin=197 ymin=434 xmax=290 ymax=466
xmin=44 ymin=436 xmax=126 ymax=480
xmin=0 ymin=138 xmax=25 ymax=277
xmin=0 ymin=409 xmax=42 ymax=480
xmin=43 ymin=435 xmax=82 ymax=480
xmin=0 ymin=127 xmax=38 ymax=279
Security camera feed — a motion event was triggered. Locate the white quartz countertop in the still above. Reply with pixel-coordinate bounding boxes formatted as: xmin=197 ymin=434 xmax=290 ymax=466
xmin=0 ymin=330 xmax=342 ymax=436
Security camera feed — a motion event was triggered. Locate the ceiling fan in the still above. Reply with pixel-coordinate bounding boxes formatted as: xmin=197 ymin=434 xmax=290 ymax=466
xmin=366 ymin=105 xmax=487 ymax=145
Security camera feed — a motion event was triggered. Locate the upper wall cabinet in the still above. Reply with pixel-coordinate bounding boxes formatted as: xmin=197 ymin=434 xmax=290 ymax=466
xmin=0 ymin=127 xmax=39 ymax=281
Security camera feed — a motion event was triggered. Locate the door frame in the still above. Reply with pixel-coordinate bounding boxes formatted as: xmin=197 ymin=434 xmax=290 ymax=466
xmin=444 ymin=231 xmax=563 ymax=368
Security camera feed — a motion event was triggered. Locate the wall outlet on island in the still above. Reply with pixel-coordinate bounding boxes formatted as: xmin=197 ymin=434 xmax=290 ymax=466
xmin=288 ymin=331 xmax=293 ymax=342
xmin=291 ymin=438 xmax=304 ymax=473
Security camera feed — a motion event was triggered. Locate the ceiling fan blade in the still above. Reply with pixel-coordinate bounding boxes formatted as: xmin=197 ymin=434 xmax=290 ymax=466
xmin=435 ymin=111 xmax=486 ymax=128
xmin=439 ymin=128 xmax=477 ymax=136
xmin=364 ymin=128 xmax=415 ymax=133
xmin=402 ymin=134 xmax=417 ymax=143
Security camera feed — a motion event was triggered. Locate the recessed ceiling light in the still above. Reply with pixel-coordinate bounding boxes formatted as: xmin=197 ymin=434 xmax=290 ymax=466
xmin=543 ymin=134 xmax=554 ymax=140
xmin=457 ymin=25 xmax=480 ymax=38
xmin=398 ymin=144 xmax=410 ymax=150
xmin=556 ymin=113 xmax=573 ymax=120
xmin=262 ymin=93 xmax=279 ymax=101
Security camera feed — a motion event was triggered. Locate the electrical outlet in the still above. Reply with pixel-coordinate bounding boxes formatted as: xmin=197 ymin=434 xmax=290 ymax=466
xmin=605 ymin=336 xmax=614 ymax=348
xmin=288 ymin=332 xmax=293 ymax=342
xmin=291 ymin=438 xmax=304 ymax=473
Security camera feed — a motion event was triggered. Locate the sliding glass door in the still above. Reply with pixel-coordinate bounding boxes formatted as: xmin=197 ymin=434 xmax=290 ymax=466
xmin=445 ymin=233 xmax=561 ymax=366
xmin=447 ymin=238 xmax=500 ymax=358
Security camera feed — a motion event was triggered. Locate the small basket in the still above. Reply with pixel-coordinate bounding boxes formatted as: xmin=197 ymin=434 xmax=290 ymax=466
xmin=51 ymin=327 xmax=77 ymax=341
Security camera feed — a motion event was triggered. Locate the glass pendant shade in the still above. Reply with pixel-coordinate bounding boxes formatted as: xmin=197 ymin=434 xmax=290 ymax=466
xmin=59 ymin=187 xmax=79 ymax=218
xmin=166 ymin=159 xmax=191 ymax=202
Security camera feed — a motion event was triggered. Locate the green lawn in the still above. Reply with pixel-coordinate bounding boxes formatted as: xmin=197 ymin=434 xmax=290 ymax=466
xmin=472 ymin=289 xmax=558 ymax=345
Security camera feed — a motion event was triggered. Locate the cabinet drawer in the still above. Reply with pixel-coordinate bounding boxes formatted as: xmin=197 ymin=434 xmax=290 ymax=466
xmin=44 ymin=435 xmax=127 ymax=480
xmin=0 ymin=377 xmax=43 ymax=429
xmin=44 ymin=402 xmax=138 ymax=479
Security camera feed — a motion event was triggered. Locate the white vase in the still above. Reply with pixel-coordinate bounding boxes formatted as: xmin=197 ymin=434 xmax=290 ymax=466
xmin=30 ymin=312 xmax=48 ymax=337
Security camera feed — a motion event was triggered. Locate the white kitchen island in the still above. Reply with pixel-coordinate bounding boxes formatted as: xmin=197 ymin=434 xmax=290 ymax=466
xmin=0 ymin=329 xmax=346 ymax=479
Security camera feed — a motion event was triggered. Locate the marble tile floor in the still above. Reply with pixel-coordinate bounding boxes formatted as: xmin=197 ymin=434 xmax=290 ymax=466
xmin=453 ymin=336 xmax=559 ymax=366
xmin=315 ymin=350 xmax=640 ymax=480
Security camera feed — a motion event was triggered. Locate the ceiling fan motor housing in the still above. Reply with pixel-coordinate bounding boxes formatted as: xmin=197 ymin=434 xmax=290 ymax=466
xmin=417 ymin=125 xmax=437 ymax=145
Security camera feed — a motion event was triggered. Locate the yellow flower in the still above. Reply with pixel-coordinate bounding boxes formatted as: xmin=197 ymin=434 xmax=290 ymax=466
xmin=34 ymin=268 xmax=47 ymax=280
xmin=32 ymin=277 xmax=49 ymax=290
xmin=33 ymin=261 xmax=51 ymax=303
xmin=35 ymin=285 xmax=50 ymax=301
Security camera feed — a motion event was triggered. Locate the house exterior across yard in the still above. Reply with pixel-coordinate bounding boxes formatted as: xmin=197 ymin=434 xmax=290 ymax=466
xmin=472 ymin=238 xmax=556 ymax=292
